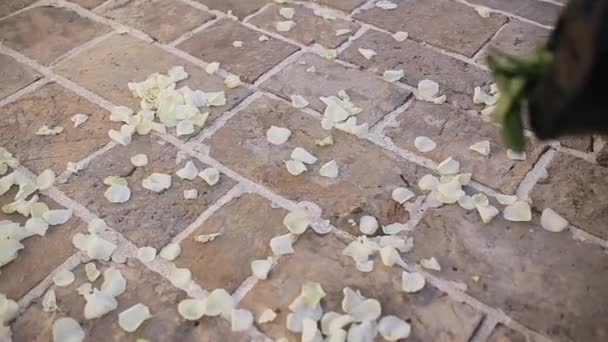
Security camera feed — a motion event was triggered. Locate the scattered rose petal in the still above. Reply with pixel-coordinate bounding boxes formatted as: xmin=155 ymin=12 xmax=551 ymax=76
xmin=276 ymin=20 xmax=296 ymax=32
xmin=52 ymin=269 xmax=75 ymax=287
xmin=291 ymin=95 xmax=309 ymax=109
xmin=205 ymin=289 xmax=234 ymax=319
xmin=336 ymin=28 xmax=352 ymax=36
xmin=359 ymin=215 xmax=378 ymax=235
xmin=142 ymin=173 xmax=171 ymax=192
xmin=184 ymin=189 xmax=198 ymax=199
xmin=279 ymin=7 xmax=295 ymax=19
xmin=194 ymin=233 xmax=221 ymax=243
xmin=53 ymin=317 xmax=85 ymax=342
xmin=258 ymin=35 xmax=269 ymax=42
xmin=101 ymin=267 xmax=126 ymax=297
xmin=251 ymin=258 xmax=272 ymax=279
xmin=258 ymin=309 xmax=277 ymax=323
xmin=378 ymin=315 xmax=411 ymax=341
xmin=383 ymin=69 xmax=404 ymax=83
xmin=176 ymin=161 xmax=198 ymax=180
xmin=270 ymin=233 xmax=296 ymax=255
xmin=43 ymin=209 xmax=73 ymax=225
xmin=392 ymin=187 xmax=414 ymax=204
xmin=177 ymin=298 xmax=206 ymax=320
xmin=266 ymin=126 xmax=292 ymax=145
xmin=380 ymin=246 xmax=406 ymax=268
xmin=84 ymin=290 xmax=118 ymax=319
xmin=199 ymin=167 xmax=220 ymax=185
xmin=401 ymin=271 xmax=425 ymax=293
xmin=42 ymin=289 xmax=58 ymax=312
xmin=418 ymin=174 xmax=439 ymax=191
xmin=470 ymin=140 xmax=491 ymax=156
xmin=319 ymin=160 xmax=339 ymax=178
xmin=291 ymin=147 xmax=317 ymax=164
xmin=420 ymin=257 xmax=441 ymax=271
xmin=231 ymin=309 xmax=254 ymax=332
xmin=503 ymin=201 xmax=532 ymax=222
xmin=205 ymin=62 xmax=220 ymax=74
xmin=541 ymin=208 xmax=569 ymax=232
xmin=224 ymin=74 xmax=243 ymax=89
xmin=36 ymin=169 xmax=55 ymax=190
xmin=495 ymin=194 xmax=517 ymax=205
xmin=118 ymin=303 xmax=151 ymax=333
xmin=25 ymin=217 xmax=49 ymax=236
xmin=358 ymin=48 xmax=376 ymax=60
xmin=475 ymin=6 xmax=490 ymax=18
xmin=376 ymin=0 xmax=398 ymax=10
xmin=314 ymin=135 xmax=334 ymax=147
xmin=159 ymin=243 xmax=181 ymax=261
xmin=85 ymin=262 xmax=100 ymax=282
xmin=104 ymin=184 xmax=131 ymax=203
xmin=414 ymin=136 xmax=436 ymax=152
xmin=232 ymin=41 xmax=244 ymax=48
xmin=437 ymin=157 xmax=460 ymax=175
xmin=169 ymin=268 xmax=192 ymax=288
xmin=137 ymin=246 xmax=157 ymax=263
xmin=36 ymin=125 xmax=64 ymax=136
xmin=392 ymin=31 xmax=408 ymax=41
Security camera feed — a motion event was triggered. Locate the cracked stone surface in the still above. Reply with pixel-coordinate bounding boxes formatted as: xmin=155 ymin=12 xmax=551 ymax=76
xmin=1 ymin=1 xmax=606 ymax=341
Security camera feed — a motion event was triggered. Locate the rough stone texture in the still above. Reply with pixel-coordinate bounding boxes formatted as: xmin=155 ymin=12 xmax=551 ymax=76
xmin=340 ymin=29 xmax=491 ymax=110
xmin=354 ymin=0 xmax=507 ymax=57
xmin=192 ymin=0 xmax=268 ymax=18
xmin=0 ymin=191 xmax=83 ymax=300
xmin=240 ymin=231 xmax=484 ymax=341
xmin=175 ymin=193 xmax=287 ymax=293
xmin=247 ymin=3 xmax=360 ymax=48
xmin=314 ymin=0 xmax=367 ymax=13
xmin=177 ymin=19 xmax=300 ymax=83
xmin=12 ymin=260 xmax=249 ymax=341
xmin=488 ymin=324 xmax=527 ymax=342
xmin=0 ymin=54 xmax=41 ymax=100
xmin=559 ymin=135 xmax=593 ymax=152
xmin=95 ymin=0 xmax=215 ymax=44
xmin=0 ymin=6 xmax=110 ymax=65
xmin=0 ymin=0 xmax=37 ymax=19
xmin=208 ymin=96 xmax=429 ymax=235
xmin=408 ymin=204 xmax=608 ymax=342
xmin=262 ymin=53 xmax=411 ymax=126
xmin=69 ymin=0 xmax=108 ymax=9
xmin=468 ymin=0 xmax=561 ymax=26
xmin=531 ymin=153 xmax=608 ymax=240
xmin=54 ymin=34 xmax=250 ymax=127
xmin=476 ymin=20 xmax=551 ymax=65
xmin=58 ymin=134 xmax=237 ymax=248
xmin=0 ymin=82 xmax=117 ymax=175
xmin=384 ymin=101 xmax=545 ymax=194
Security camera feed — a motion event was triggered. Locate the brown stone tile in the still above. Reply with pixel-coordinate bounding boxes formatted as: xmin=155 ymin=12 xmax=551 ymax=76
xmin=476 ymin=20 xmax=551 ymax=65
xmin=54 ymin=34 xmax=250 ymax=126
xmin=95 ymin=0 xmax=215 ymax=44
xmin=559 ymin=135 xmax=593 ymax=153
xmin=261 ymin=53 xmax=411 ymax=126
xmin=177 ymin=19 xmax=300 ymax=83
xmin=175 ymin=194 xmax=287 ymax=293
xmin=12 ymin=260 xmax=249 ymax=341
xmin=207 ymin=96 xmax=430 ymax=235
xmin=0 ymin=191 xmax=83 ymax=300
xmin=240 ymin=231 xmax=484 ymax=341
xmin=247 ymin=3 xmax=360 ymax=48
xmin=488 ymin=324 xmax=527 ymax=342
xmin=340 ymin=29 xmax=491 ymax=110
xmin=531 ymin=152 xmax=608 ymax=240
xmin=354 ymin=0 xmax=507 ymax=57
xmin=58 ymin=134 xmax=237 ymax=248
xmin=315 ymin=0 xmax=367 ymax=13
xmin=0 ymin=0 xmax=37 ymax=19
xmin=0 ymin=54 xmax=41 ymax=100
xmin=68 ymin=0 xmax=107 ymax=9
xmin=469 ymin=0 xmax=561 ymax=26
xmin=192 ymin=0 xmax=267 ymax=18
xmin=0 ymin=82 xmax=117 ymax=175
xmin=0 ymin=6 xmax=110 ymax=65
xmin=408 ymin=204 xmax=608 ymax=341
xmin=384 ymin=101 xmax=545 ymax=194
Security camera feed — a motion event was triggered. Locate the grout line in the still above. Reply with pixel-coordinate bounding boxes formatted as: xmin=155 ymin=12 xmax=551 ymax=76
xmin=168 ymin=16 xmax=221 ymax=47
xmin=449 ymin=0 xmax=554 ymax=29
xmin=555 ymin=145 xmax=597 ymax=164
xmin=470 ymin=316 xmax=499 ymax=342
xmin=56 ymin=141 xmax=118 ymax=184
xmin=0 ymin=77 xmax=51 ymax=108
xmin=0 ymin=0 xmax=47 ymax=21
xmin=252 ymin=50 xmax=305 ymax=87
xmin=49 ymin=30 xmax=116 ymax=67
xmin=335 ymin=24 xmax=369 ymax=54
xmin=471 ymin=18 xmax=509 ymax=63
xmin=241 ymin=2 xmax=273 ymax=23
xmin=516 ymin=148 xmax=555 ymax=200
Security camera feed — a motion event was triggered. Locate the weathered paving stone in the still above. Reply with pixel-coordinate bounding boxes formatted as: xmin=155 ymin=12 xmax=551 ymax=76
xmin=0 ymin=54 xmax=41 ymax=100
xmin=240 ymin=231 xmax=484 ymax=341
xmin=306 ymin=0 xmax=367 ymax=13
xmin=0 ymin=0 xmax=37 ymax=19
xmin=487 ymin=324 xmax=527 ymax=342
xmin=58 ymin=134 xmax=237 ymax=248
xmin=476 ymin=20 xmax=551 ymax=65
xmin=0 ymin=191 xmax=83 ymax=300
xmin=340 ymin=29 xmax=491 ymax=110
xmin=531 ymin=153 xmax=608 ymax=240
xmin=12 ymin=260 xmax=249 ymax=341
xmin=192 ymin=0 xmax=268 ymax=18
xmin=69 ymin=0 xmax=108 ymax=9
xmin=175 ymin=194 xmax=287 ymax=293
xmin=177 ymin=19 xmax=300 ymax=83
xmin=95 ymin=0 xmax=215 ymax=44
xmin=408 ymin=204 xmax=608 ymax=342
xmin=54 ymin=34 xmax=250 ymax=126
xmin=468 ymin=0 xmax=561 ymax=26
xmin=262 ymin=53 xmax=411 ymax=126
xmin=0 ymin=82 xmax=117 ymax=175
xmin=0 ymin=6 xmax=110 ymax=66
xmin=247 ymin=3 xmax=360 ymax=48
xmin=559 ymin=135 xmax=593 ymax=152
xmin=384 ymin=101 xmax=544 ymax=194
xmin=354 ymin=0 xmax=507 ymax=57
xmin=207 ymin=96 xmax=430 ymax=236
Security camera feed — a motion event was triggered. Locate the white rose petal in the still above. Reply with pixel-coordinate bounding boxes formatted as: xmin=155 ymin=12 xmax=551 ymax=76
xmin=231 ymin=309 xmax=254 ymax=332
xmin=110 ymin=106 xmax=134 ymax=122
xmin=314 ymin=135 xmax=334 ymax=147
xmin=291 ymin=147 xmax=317 ymax=164
xmin=137 ymin=246 xmax=157 ymax=263
xmin=416 ymin=79 xmax=439 ymax=99
xmin=470 ymin=140 xmax=491 ymax=156
xmin=108 ymin=125 xmax=135 ymax=146
xmin=270 ymin=233 xmax=296 ymax=255
xmin=290 ymin=95 xmax=309 ymax=109
xmin=286 ymin=160 xmax=307 ymax=176
xmin=358 ymin=48 xmax=376 ymax=60
xmin=207 ymin=91 xmax=227 ymax=107
xmin=495 ymin=194 xmax=518 ymax=205
xmin=379 ymin=246 xmax=405 ymax=268
xmin=418 ymin=174 xmax=439 ymax=191
xmin=118 ymin=303 xmax=151 ymax=333
xmin=169 ymin=268 xmax=192 ymax=288
xmin=77 ymin=283 xmax=93 ymax=296
xmin=392 ymin=187 xmax=414 ymax=204
xmin=259 ymin=309 xmax=277 ymax=323
xmin=473 ymin=86 xmax=497 ymax=105
xmin=142 ymin=173 xmax=171 ymax=192
xmin=251 ymin=258 xmax=273 ymax=279
xmin=43 ymin=209 xmax=73 ymax=226
xmin=232 ymin=40 xmax=244 ymax=48
xmin=194 ymin=233 xmax=221 ymax=243
xmin=36 ymin=125 xmax=64 ymax=136
xmin=159 ymin=243 xmax=181 ymax=261
xmin=52 ymin=269 xmax=75 ymax=287
xmin=199 ymin=167 xmax=220 ymax=185
xmin=101 ymin=267 xmax=126 ymax=297
xmin=336 ymin=28 xmax=352 ymax=36
xmin=84 ymin=289 xmax=118 ymax=319
xmin=458 ymin=195 xmax=476 ymax=210
xmin=319 ymin=160 xmax=339 ymax=178
xmin=382 ymin=222 xmax=407 ymax=235
xmin=401 ymin=271 xmax=425 ymax=293
xmin=378 ymin=315 xmax=411 ymax=341
xmin=258 ymin=35 xmax=269 ymax=42
xmin=266 ymin=126 xmax=291 ymax=145
xmin=301 ymin=318 xmax=322 ymax=342
xmin=475 ymin=6 xmax=490 ymax=18
xmin=130 ymin=154 xmax=148 ymax=167
xmin=85 ymin=262 xmax=100 ymax=282
xmin=25 ymin=217 xmax=49 ymax=236
xmin=541 ymin=208 xmax=569 ymax=232
xmin=420 ymin=257 xmax=441 ymax=271
xmin=507 ymin=149 xmax=527 ymax=161
xmin=53 ymin=317 xmax=85 ymax=342
xmin=184 ymin=189 xmax=198 ymax=199
xmin=503 ymin=201 xmax=532 ymax=222
xmin=379 ymin=236 xmax=413 ymax=253
xmin=168 ymin=66 xmax=189 ymax=82
xmin=283 ymin=210 xmax=311 ymax=234
xmin=392 ymin=31 xmax=409 ymax=41
xmin=414 ymin=136 xmax=436 ymax=152
xmin=0 ymin=239 xmax=22 ymax=267
xmin=205 ymin=62 xmax=220 ymax=74
xmin=42 ymin=289 xmax=58 ymax=312
xmin=224 ymin=74 xmax=243 ymax=89
xmin=205 ymin=289 xmax=234 ymax=319
xmin=104 ymin=184 xmax=131 ymax=203
xmin=176 ymin=161 xmax=199 ymax=180
xmin=376 ymin=0 xmax=398 ymax=10
xmin=279 ymin=7 xmax=295 ymax=19
xmin=359 ymin=215 xmax=379 ymax=235
xmin=36 ymin=169 xmax=55 ymax=190
xmin=276 ymin=20 xmax=296 ymax=32
xmin=177 ymin=298 xmax=206 ymax=320
xmin=176 ymin=119 xmax=195 ymax=136
xmin=383 ymin=69 xmax=404 ymax=83
xmin=437 ymin=157 xmax=460 ymax=175
xmin=476 ymin=204 xmax=499 ymax=223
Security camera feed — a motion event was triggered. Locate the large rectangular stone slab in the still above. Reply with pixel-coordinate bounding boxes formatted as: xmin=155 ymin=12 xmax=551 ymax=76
xmin=240 ymin=231 xmax=484 ymax=341
xmin=175 ymin=193 xmax=287 ymax=293
xmin=54 ymin=34 xmax=250 ymax=127
xmin=12 ymin=260 xmax=249 ymax=341
xmin=531 ymin=153 xmax=608 ymax=240
xmin=340 ymin=29 xmax=491 ymax=110
xmin=207 ymin=96 xmax=430 ymax=235
xmin=58 ymin=134 xmax=237 ymax=248
xmin=384 ymin=101 xmax=545 ymax=194
xmin=177 ymin=19 xmax=300 ymax=83
xmin=262 ymin=53 xmax=411 ymax=126
xmin=192 ymin=0 xmax=267 ymax=18
xmin=354 ymin=0 xmax=507 ymax=57
xmin=468 ymin=0 xmax=561 ymax=26
xmin=0 ymin=54 xmax=41 ymax=100
xmin=247 ymin=3 xmax=360 ymax=48
xmin=0 ymin=190 xmax=83 ymax=300
xmin=0 ymin=6 xmax=110 ymax=65
xmin=408 ymin=204 xmax=608 ymax=341
xmin=95 ymin=0 xmax=215 ymax=44
xmin=0 ymin=82 xmax=118 ymax=175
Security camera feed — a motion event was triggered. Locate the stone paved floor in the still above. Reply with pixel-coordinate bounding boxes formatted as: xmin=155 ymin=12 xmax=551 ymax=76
xmin=1 ymin=0 xmax=607 ymax=341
